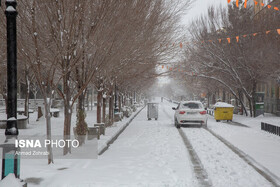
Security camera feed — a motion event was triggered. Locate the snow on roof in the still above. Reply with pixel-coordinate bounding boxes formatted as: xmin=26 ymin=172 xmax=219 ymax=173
xmin=214 ymin=102 xmax=234 ymax=108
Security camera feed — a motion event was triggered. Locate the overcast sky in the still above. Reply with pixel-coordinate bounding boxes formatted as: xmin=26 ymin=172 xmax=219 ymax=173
xmin=181 ymin=0 xmax=228 ymax=26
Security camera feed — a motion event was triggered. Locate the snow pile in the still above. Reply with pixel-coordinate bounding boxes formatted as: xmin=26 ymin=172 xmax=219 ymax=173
xmin=214 ymin=102 xmax=234 ymax=108
xmin=0 ymin=174 xmax=25 ymax=187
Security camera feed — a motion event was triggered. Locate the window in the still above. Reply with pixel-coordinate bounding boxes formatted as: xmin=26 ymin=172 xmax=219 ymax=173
xmin=182 ymin=102 xmax=203 ymax=109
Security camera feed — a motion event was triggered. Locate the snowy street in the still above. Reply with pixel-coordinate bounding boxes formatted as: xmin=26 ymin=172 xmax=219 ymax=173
xmin=0 ymin=0 xmax=280 ymax=186
xmin=21 ymin=101 xmax=197 ymax=187
xmin=15 ymin=100 xmax=280 ymax=187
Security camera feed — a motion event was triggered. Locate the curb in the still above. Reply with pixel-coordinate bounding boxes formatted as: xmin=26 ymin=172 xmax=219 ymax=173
xmin=98 ymin=106 xmax=146 ymax=155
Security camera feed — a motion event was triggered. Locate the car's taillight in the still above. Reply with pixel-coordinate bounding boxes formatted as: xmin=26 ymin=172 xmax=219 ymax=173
xmin=200 ymin=111 xmax=206 ymax=115
xmin=179 ymin=111 xmax=186 ymax=114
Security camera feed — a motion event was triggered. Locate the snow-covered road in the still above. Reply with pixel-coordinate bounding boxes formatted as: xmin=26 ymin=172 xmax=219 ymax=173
xmin=17 ymin=100 xmax=279 ymax=187
xmin=22 ymin=102 xmax=197 ymax=187
xmin=163 ymin=101 xmax=275 ymax=187
xmin=182 ymin=128 xmax=272 ymax=187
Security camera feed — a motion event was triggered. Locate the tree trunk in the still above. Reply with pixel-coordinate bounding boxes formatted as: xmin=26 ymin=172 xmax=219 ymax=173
xmin=63 ymin=100 xmax=72 ymax=155
xmin=124 ymin=94 xmax=126 ymax=106
xmin=43 ymin=96 xmax=54 ymax=164
xmin=24 ymin=77 xmax=30 ymax=124
xmin=63 ymin=72 xmax=72 ymax=155
xmin=91 ymin=88 xmax=93 ymax=111
xmin=222 ymin=90 xmax=226 ymax=102
xmin=238 ymin=90 xmax=248 ymax=116
xmin=252 ymin=81 xmax=257 ymax=117
xmin=102 ymin=96 xmax=106 ymax=123
xmin=118 ymin=95 xmax=121 ymax=112
xmin=212 ymin=93 xmax=216 ymax=105
xmin=97 ymin=90 xmax=102 ymax=123
xmin=86 ymin=90 xmax=90 ymax=111
xmin=78 ymin=93 xmax=84 ymax=111
xmin=207 ymin=92 xmax=210 ymax=108
xmin=248 ymin=97 xmax=253 ymax=117
xmin=109 ymin=94 xmax=113 ymax=124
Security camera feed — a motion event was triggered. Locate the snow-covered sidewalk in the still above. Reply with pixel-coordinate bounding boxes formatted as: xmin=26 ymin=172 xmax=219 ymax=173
xmin=207 ymin=115 xmax=280 ymax=179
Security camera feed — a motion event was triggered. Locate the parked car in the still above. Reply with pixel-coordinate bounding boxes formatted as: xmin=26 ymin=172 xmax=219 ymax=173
xmin=172 ymin=101 xmax=208 ymax=128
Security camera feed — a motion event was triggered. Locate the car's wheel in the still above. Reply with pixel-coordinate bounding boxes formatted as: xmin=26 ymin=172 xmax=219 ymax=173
xmin=175 ymin=118 xmax=181 ymax=128
xmin=216 ymin=120 xmax=220 ymax=122
xmin=155 ymin=118 xmax=158 ymax=120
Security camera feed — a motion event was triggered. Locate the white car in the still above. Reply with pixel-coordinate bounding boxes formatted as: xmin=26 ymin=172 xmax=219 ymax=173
xmin=172 ymin=101 xmax=208 ymax=128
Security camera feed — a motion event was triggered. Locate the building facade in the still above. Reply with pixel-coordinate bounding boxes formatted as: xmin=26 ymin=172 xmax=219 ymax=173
xmin=254 ymin=0 xmax=280 ymax=116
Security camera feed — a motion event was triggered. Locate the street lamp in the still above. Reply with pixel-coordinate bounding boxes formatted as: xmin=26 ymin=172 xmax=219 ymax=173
xmin=5 ymin=0 xmax=18 ymax=137
xmin=0 ymin=0 xmax=21 ymax=181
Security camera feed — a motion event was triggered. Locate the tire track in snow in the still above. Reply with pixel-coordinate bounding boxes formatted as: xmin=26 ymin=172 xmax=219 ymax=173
xmin=162 ymin=101 xmax=279 ymax=186
xmin=161 ymin=103 xmax=212 ymax=186
xmin=183 ymin=128 xmax=274 ymax=187
xmin=178 ymin=128 xmax=213 ymax=187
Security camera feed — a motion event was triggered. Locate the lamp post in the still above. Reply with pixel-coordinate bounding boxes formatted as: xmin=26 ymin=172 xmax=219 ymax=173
xmin=5 ymin=0 xmax=18 ymax=137
xmin=0 ymin=0 xmax=22 ymax=182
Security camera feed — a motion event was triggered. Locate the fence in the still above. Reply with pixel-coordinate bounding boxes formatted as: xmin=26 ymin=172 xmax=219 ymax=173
xmin=261 ymin=122 xmax=280 ymax=136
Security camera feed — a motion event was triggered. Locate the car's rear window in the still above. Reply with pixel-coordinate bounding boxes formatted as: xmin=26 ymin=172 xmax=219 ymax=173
xmin=182 ymin=103 xmax=203 ymax=109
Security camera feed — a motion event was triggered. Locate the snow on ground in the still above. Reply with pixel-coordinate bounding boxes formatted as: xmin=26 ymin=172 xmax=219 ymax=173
xmin=19 ymin=103 xmax=197 ymax=187
xmin=0 ymin=174 xmax=26 ymax=187
xmin=1 ymin=99 xmax=280 ymax=186
xmin=207 ymin=116 xmax=280 ymax=179
xmin=234 ymin=114 xmax=280 ymax=128
xmin=182 ymin=128 xmax=272 ymax=187
xmin=163 ymin=101 xmax=275 ymax=187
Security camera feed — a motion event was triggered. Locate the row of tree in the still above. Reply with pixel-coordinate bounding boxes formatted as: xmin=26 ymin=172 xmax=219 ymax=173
xmin=181 ymin=1 xmax=280 ymax=117
xmin=0 ymin=0 xmax=190 ymax=163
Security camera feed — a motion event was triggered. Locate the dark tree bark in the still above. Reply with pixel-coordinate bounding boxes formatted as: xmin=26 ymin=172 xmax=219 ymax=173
xmin=97 ymin=89 xmax=102 ymax=123
xmin=102 ymin=97 xmax=106 ymax=123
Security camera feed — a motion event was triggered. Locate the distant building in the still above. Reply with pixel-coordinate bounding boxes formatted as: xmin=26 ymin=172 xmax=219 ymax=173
xmin=253 ymin=0 xmax=280 ymax=116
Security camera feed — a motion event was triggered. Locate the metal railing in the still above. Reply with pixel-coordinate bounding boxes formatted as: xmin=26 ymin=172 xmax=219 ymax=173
xmin=261 ymin=122 xmax=280 ymax=136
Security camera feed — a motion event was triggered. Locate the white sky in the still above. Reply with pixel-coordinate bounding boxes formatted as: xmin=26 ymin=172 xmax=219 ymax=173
xmin=181 ymin=0 xmax=228 ymax=26
xmin=158 ymin=0 xmax=228 ymax=85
